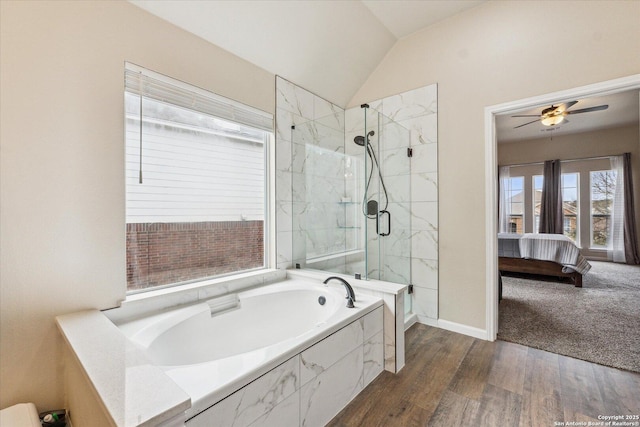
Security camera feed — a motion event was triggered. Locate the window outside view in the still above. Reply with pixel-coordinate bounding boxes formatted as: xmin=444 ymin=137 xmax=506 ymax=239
xmin=533 ymin=175 xmax=543 ymax=233
xmin=590 ymin=170 xmax=617 ymax=248
xmin=506 ymin=164 xmax=620 ymax=253
xmin=561 ymin=173 xmax=579 ymax=243
xmin=125 ymin=92 xmax=267 ymax=292
xmin=507 ymin=176 xmax=524 ymax=233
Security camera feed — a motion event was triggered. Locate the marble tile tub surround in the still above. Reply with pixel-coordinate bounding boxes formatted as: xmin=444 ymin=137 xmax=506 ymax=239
xmin=287 ymin=269 xmax=406 ymax=373
xmin=152 ymin=286 xmax=382 ymax=421
xmin=186 ymin=305 xmax=384 ymax=427
xmin=105 ymin=268 xmax=286 ymax=324
xmin=57 ymin=270 xmax=382 ymax=427
xmin=63 ymin=268 xmax=282 ymax=425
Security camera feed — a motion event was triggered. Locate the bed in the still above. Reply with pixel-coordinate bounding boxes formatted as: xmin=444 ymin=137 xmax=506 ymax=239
xmin=498 ymin=233 xmax=591 ymax=288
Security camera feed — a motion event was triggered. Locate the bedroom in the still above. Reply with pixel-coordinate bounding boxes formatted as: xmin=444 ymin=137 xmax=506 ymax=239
xmin=494 ymin=88 xmax=640 ymax=372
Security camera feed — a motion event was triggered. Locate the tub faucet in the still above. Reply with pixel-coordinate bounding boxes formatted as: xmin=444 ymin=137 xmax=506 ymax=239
xmin=323 ymin=276 xmax=356 ymax=308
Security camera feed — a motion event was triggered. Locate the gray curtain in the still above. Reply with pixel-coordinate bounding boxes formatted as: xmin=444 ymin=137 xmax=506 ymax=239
xmin=622 ymin=153 xmax=640 ymax=264
xmin=539 ymin=159 xmax=563 ymax=234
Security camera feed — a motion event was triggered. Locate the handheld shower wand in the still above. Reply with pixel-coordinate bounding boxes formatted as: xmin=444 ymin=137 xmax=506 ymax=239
xmin=353 ymin=131 xmax=389 ymax=219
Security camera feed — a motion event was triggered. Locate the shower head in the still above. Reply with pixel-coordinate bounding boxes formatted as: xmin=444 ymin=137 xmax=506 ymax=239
xmin=353 ymin=130 xmax=375 ymax=146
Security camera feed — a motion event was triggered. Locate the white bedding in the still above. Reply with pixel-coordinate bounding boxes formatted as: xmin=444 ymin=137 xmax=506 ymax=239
xmin=519 ymin=233 xmax=591 ymax=275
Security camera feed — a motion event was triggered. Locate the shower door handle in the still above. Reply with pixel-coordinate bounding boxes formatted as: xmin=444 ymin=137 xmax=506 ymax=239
xmin=376 ymin=210 xmax=390 ymax=237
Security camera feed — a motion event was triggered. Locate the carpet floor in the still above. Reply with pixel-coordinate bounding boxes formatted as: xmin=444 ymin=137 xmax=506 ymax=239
xmin=498 ymin=260 xmax=640 ymax=373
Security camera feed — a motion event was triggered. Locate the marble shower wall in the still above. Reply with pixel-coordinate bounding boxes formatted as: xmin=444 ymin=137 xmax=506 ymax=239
xmin=378 ymin=85 xmax=439 ymax=324
xmin=276 ymin=77 xmax=439 ymax=324
xmin=275 ymin=77 xmax=346 ymax=270
xmin=343 ymin=108 xmax=412 ymax=284
xmin=292 ymin=120 xmax=351 ymax=264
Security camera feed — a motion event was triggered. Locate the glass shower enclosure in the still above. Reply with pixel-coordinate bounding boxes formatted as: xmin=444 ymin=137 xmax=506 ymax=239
xmin=291 ymin=105 xmax=411 ymax=290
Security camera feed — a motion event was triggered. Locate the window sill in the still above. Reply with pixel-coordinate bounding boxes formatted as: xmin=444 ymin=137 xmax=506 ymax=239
xmin=104 ymin=268 xmax=285 ymax=324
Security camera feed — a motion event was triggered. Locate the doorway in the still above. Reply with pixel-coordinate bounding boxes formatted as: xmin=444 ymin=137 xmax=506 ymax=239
xmin=484 ymin=74 xmax=640 ymax=340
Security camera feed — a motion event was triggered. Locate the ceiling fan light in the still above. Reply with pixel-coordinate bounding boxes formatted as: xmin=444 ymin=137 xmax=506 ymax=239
xmin=541 ymin=115 xmax=564 ymax=126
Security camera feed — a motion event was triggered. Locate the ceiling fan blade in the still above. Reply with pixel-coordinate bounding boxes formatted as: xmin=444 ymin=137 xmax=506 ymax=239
xmin=560 ymin=100 xmax=579 ymax=111
xmin=511 ymin=114 xmax=540 ymax=118
xmin=514 ymin=119 xmax=540 ymax=129
xmin=565 ymin=104 xmax=609 ymax=115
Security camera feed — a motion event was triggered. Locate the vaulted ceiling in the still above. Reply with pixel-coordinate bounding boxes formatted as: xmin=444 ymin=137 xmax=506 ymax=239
xmin=129 ymin=0 xmax=485 ymax=107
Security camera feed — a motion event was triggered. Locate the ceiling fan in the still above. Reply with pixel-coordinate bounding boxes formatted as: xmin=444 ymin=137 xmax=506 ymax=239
xmin=512 ymin=101 xmax=609 ymax=129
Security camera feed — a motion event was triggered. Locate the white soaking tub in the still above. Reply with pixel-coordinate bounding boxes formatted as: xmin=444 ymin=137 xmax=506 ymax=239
xmin=115 ymin=278 xmax=384 ymax=422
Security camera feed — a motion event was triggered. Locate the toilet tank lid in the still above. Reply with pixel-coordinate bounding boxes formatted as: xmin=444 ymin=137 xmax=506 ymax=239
xmin=0 ymin=403 xmax=41 ymax=427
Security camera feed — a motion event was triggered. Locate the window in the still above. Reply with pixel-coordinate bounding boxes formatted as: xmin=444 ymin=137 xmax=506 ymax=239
xmin=590 ymin=170 xmax=617 ymax=248
xmin=506 ymin=176 xmax=524 ymax=233
xmin=125 ymin=64 xmax=272 ymax=292
xmin=532 ymin=175 xmax=543 ymax=233
xmin=561 ymin=173 xmax=579 ymax=243
xmin=507 ymin=160 xmax=618 ymax=255
xmin=531 ymin=172 xmax=579 ymax=242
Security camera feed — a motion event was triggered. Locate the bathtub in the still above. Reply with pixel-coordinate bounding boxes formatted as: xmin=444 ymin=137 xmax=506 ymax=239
xmin=115 ymin=278 xmax=384 ymax=422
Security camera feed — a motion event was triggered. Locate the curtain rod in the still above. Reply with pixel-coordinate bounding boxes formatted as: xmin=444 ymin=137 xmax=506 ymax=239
xmin=503 ymin=154 xmax=625 ymax=168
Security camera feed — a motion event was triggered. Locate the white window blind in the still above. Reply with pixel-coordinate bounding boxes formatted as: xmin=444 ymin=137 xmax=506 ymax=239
xmin=124 ymin=62 xmax=273 ymax=132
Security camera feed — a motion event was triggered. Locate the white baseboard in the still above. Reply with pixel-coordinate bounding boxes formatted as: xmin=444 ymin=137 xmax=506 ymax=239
xmin=437 ymin=319 xmax=488 ymax=340
xmin=416 ymin=315 xmax=438 ymax=327
xmin=411 ymin=315 xmax=489 ymax=340
xmin=404 ymin=313 xmax=418 ymax=331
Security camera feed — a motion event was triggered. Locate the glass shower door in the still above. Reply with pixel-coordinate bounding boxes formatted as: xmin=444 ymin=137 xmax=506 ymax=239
xmin=291 ymin=114 xmax=355 ymax=274
xmin=288 ymin=104 xmax=412 ymax=315
xmin=363 ymin=107 xmax=411 ymax=287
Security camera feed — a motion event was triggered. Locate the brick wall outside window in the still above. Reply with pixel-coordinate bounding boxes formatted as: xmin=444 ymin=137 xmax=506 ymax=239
xmin=126 ymin=221 xmax=264 ymax=291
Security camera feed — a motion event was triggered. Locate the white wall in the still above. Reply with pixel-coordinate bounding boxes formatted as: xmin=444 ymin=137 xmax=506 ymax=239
xmin=0 ymin=0 xmax=274 ymax=411
xmin=349 ymin=0 xmax=640 ymax=330
xmin=498 ymin=125 xmax=639 ymax=165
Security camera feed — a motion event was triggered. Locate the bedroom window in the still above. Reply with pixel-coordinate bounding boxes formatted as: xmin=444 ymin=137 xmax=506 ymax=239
xmin=124 ymin=63 xmax=273 ymax=293
xmin=561 ymin=173 xmax=579 ymax=243
xmin=532 ymin=175 xmax=543 ymax=233
xmin=590 ymin=170 xmax=617 ymax=248
xmin=506 ymin=176 xmax=524 ymax=233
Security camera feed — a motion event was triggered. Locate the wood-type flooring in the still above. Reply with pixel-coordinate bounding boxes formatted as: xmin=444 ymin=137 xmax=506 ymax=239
xmin=327 ymin=324 xmax=640 ymax=427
